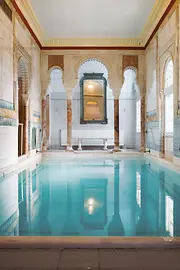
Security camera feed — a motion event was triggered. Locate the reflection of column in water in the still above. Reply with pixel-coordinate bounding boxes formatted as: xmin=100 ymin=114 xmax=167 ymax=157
xmin=119 ymin=161 xmax=136 ymax=236
xmin=108 ymin=161 xmax=124 ymax=236
xmin=173 ymin=183 xmax=180 ymax=236
xmin=62 ymin=179 xmax=79 ymax=235
xmin=18 ymin=170 xmax=29 ymax=235
xmin=159 ymin=171 xmax=166 ymax=236
xmin=136 ymin=165 xmax=145 ymax=236
xmin=39 ymin=171 xmax=51 ymax=235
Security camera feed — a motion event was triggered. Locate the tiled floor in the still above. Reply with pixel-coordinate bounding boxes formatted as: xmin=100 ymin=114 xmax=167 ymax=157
xmin=0 ymin=248 xmax=180 ymax=269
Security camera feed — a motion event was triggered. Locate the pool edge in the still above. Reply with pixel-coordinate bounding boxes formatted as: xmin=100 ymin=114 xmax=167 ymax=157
xmin=0 ymin=236 xmax=180 ymax=249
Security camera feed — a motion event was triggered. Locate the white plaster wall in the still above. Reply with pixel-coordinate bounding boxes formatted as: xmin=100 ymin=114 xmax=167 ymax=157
xmin=0 ymin=9 xmax=17 ymax=169
xmin=15 ymin=19 xmax=32 ymax=56
xmin=30 ymin=44 xmax=41 ymax=117
xmin=50 ymin=92 xmax=67 ymax=147
xmin=146 ymin=39 xmax=157 ymax=113
xmin=120 ymin=70 xmax=138 ymax=149
xmin=0 ymin=127 xmax=18 ymax=168
xmin=48 ymin=69 xmax=67 ymax=148
xmin=0 ymin=174 xmax=18 ymax=228
xmin=0 ymin=9 xmax=13 ymax=102
xmin=158 ymin=12 xmax=176 ymax=57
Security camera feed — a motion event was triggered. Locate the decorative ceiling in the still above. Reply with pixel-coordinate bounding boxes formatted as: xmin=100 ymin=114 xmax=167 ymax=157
xmin=13 ymin=0 xmax=173 ymax=48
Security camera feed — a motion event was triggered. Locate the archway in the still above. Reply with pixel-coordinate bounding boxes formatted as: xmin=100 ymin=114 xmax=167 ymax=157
xmin=161 ymin=58 xmax=174 ymax=160
xmin=72 ymin=58 xmax=114 ymax=149
xmin=48 ymin=67 xmax=67 ymax=149
xmin=17 ymin=57 xmax=29 ymax=156
xmin=120 ymin=68 xmax=140 ymax=150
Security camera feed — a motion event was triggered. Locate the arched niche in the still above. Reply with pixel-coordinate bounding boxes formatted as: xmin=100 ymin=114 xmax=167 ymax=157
xmin=75 ymin=56 xmax=110 ymax=80
xmin=160 ymin=54 xmax=174 ymax=159
xmin=120 ymin=68 xmax=140 ymax=150
xmin=47 ymin=66 xmax=67 ymax=149
xmin=72 ymin=58 xmax=114 ymax=147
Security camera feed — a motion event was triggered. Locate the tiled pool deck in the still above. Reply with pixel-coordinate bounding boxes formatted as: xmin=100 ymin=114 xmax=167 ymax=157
xmin=0 ymin=247 xmax=180 ymax=269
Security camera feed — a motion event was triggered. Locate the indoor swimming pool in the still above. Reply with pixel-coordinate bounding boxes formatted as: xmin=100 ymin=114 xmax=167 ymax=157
xmin=0 ymin=156 xmax=180 ymax=237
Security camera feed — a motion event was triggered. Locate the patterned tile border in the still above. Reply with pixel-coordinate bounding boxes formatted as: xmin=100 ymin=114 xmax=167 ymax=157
xmin=146 ymin=110 xmax=157 ymax=123
xmin=0 ymin=107 xmax=17 ymax=119
xmin=33 ymin=111 xmax=41 ymax=124
xmin=146 ymin=109 xmax=156 ymax=117
xmin=0 ymin=116 xmax=17 ymax=126
xmin=0 ymin=99 xmax=14 ymax=111
xmin=33 ymin=111 xmax=40 ymax=118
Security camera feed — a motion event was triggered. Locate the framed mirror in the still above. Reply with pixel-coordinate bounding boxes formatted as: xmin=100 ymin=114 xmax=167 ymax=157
xmin=80 ymin=73 xmax=108 ymax=124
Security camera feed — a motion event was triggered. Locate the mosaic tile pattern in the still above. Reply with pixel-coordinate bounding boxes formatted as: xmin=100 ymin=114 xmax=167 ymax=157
xmin=0 ymin=116 xmax=17 ymax=126
xmin=0 ymin=99 xmax=14 ymax=111
xmin=174 ymin=117 xmax=180 ymax=158
xmin=145 ymin=120 xmax=161 ymax=151
xmin=146 ymin=109 xmax=156 ymax=117
xmin=33 ymin=111 xmax=40 ymax=118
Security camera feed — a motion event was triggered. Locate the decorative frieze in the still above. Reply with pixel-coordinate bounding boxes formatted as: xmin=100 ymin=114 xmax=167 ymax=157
xmin=0 ymin=116 xmax=17 ymax=126
xmin=122 ymin=55 xmax=138 ymax=71
xmin=15 ymin=38 xmax=31 ymax=63
xmin=0 ymin=99 xmax=14 ymax=111
xmin=146 ymin=109 xmax=157 ymax=122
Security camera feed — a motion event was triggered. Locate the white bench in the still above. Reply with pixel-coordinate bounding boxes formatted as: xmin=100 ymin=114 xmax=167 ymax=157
xmin=73 ymin=138 xmax=113 ymax=151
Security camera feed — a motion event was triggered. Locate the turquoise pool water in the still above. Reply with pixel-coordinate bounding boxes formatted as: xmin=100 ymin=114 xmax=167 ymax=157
xmin=0 ymin=157 xmax=180 ymax=237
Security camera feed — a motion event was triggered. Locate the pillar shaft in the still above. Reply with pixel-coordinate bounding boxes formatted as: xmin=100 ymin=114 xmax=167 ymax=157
xmin=140 ymin=95 xmax=145 ymax=152
xmin=42 ymin=98 xmax=47 ymax=151
xmin=67 ymin=99 xmax=73 ymax=150
xmin=114 ymin=98 xmax=120 ymax=151
xmin=46 ymin=95 xmax=50 ymax=149
xmin=24 ymin=103 xmax=29 ymax=155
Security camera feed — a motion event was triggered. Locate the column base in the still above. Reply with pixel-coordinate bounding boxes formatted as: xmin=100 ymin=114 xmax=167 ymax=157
xmin=113 ymin=146 xmax=121 ymax=152
xmin=66 ymin=145 xmax=74 ymax=151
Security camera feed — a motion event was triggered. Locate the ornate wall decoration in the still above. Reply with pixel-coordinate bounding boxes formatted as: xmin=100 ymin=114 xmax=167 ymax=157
xmin=15 ymin=38 xmax=32 ymax=63
xmin=0 ymin=107 xmax=17 ymax=119
xmin=48 ymin=55 xmax=64 ymax=70
xmin=122 ymin=55 xmax=138 ymax=71
xmin=146 ymin=110 xmax=157 ymax=122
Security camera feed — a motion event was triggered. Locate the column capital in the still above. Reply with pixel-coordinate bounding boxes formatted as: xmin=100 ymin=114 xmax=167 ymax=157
xmin=22 ymin=93 xmax=30 ymax=105
xmin=112 ymin=89 xmax=120 ymax=100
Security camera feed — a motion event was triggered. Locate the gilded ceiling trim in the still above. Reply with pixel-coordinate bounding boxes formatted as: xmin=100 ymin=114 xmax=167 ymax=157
xmin=45 ymin=38 xmax=140 ymax=47
xmin=12 ymin=0 xmax=177 ymax=49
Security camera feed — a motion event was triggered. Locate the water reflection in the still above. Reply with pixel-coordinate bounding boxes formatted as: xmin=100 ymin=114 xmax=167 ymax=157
xmin=108 ymin=161 xmax=124 ymax=236
xmin=0 ymin=159 xmax=180 ymax=236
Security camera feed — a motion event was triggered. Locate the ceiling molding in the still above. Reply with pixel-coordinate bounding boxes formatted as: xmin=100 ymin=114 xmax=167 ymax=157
xmin=11 ymin=0 xmax=176 ymax=50
xmin=13 ymin=0 xmax=45 ymax=45
xmin=140 ymin=0 xmax=173 ymax=46
xmin=45 ymin=37 xmax=141 ymax=47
